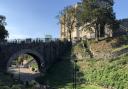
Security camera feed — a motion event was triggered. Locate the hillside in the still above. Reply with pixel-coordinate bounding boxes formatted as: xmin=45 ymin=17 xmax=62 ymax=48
xmin=35 ymin=49 xmax=128 ymax=89
xmin=36 ymin=53 xmax=107 ymax=89
xmin=35 ymin=36 xmax=128 ymax=89
xmin=77 ymin=55 xmax=128 ymax=89
xmin=89 ymin=35 xmax=128 ymax=59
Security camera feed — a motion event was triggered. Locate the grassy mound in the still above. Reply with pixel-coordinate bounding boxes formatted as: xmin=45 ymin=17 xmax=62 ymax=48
xmin=90 ymin=35 xmax=128 ymax=54
xmin=36 ymin=40 xmax=128 ymax=89
xmin=77 ymin=55 xmax=128 ymax=89
xmin=36 ymin=54 xmax=105 ymax=89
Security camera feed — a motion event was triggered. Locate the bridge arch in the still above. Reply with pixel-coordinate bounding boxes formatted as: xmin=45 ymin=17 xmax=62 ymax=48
xmin=7 ymin=49 xmax=46 ymax=73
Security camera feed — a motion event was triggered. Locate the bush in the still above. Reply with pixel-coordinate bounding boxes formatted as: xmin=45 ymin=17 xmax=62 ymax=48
xmin=0 ymin=86 xmax=10 ymax=89
xmin=11 ymin=85 xmax=22 ymax=89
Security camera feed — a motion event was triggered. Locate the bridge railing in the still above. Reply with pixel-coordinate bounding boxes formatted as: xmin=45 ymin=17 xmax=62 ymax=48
xmin=120 ymin=25 xmax=128 ymax=32
xmin=0 ymin=38 xmax=62 ymax=45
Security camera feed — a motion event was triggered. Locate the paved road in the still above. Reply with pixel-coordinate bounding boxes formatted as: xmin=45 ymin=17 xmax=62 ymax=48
xmin=8 ymin=67 xmax=40 ymax=81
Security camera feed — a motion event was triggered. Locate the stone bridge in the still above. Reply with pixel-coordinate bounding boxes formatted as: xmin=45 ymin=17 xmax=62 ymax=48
xmin=0 ymin=39 xmax=71 ymax=73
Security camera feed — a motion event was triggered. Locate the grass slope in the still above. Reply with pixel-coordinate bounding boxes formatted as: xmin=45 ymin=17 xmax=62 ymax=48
xmin=84 ymin=85 xmax=104 ymax=89
xmin=77 ymin=56 xmax=128 ymax=89
xmin=36 ymin=55 xmax=105 ymax=89
xmin=36 ymin=45 xmax=128 ymax=89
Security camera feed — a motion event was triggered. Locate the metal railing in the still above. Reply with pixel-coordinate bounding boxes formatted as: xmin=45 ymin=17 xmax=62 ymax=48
xmin=120 ymin=25 xmax=128 ymax=32
xmin=0 ymin=38 xmax=61 ymax=45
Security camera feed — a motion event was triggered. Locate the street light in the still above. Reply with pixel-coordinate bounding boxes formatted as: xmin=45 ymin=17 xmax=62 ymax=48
xmin=74 ymin=59 xmax=77 ymax=89
xmin=18 ymin=62 xmax=20 ymax=81
xmin=72 ymin=55 xmax=79 ymax=89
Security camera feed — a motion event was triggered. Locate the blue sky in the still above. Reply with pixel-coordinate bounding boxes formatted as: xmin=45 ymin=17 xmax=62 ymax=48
xmin=0 ymin=0 xmax=128 ymax=39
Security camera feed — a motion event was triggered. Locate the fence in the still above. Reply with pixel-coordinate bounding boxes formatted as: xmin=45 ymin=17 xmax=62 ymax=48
xmin=0 ymin=38 xmax=61 ymax=45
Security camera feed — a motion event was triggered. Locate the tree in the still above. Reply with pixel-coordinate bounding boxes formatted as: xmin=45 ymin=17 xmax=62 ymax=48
xmin=0 ymin=15 xmax=8 ymax=41
xmin=79 ymin=0 xmax=119 ymax=41
xmin=58 ymin=5 xmax=77 ymax=42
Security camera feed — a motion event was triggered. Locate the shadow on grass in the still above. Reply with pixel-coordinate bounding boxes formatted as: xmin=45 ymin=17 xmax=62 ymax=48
xmin=36 ymin=50 xmax=86 ymax=89
xmin=0 ymin=72 xmax=22 ymax=86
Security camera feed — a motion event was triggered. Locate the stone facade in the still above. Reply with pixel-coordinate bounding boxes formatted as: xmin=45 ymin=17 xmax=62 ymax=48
xmin=61 ymin=21 xmax=113 ymax=41
xmin=79 ymin=24 xmax=113 ymax=40
xmin=90 ymin=47 xmax=128 ymax=59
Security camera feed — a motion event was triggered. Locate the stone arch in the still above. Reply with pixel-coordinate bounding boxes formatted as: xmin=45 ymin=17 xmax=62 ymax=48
xmin=7 ymin=49 xmax=46 ymax=73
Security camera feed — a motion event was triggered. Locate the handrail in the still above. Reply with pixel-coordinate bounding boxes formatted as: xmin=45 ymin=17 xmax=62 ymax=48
xmin=0 ymin=38 xmax=61 ymax=44
xmin=120 ymin=25 xmax=128 ymax=32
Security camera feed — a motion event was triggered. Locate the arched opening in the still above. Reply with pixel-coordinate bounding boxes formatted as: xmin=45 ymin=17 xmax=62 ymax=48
xmin=7 ymin=50 xmax=45 ymax=82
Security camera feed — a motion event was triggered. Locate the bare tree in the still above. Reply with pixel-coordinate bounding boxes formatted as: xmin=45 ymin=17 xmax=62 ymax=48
xmin=58 ymin=6 xmax=77 ymax=42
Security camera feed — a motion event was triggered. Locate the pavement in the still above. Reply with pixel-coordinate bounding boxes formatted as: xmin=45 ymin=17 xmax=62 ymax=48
xmin=8 ymin=67 xmax=40 ymax=81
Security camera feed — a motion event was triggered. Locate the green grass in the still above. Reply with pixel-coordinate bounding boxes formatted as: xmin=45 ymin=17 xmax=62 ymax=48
xmin=0 ymin=72 xmax=24 ymax=89
xmin=60 ymin=84 xmax=105 ymax=89
xmin=36 ymin=48 xmax=128 ymax=89
xmin=112 ymin=44 xmax=128 ymax=52
xmin=78 ymin=55 xmax=128 ymax=89
xmin=84 ymin=85 xmax=104 ymax=89
xmin=1 ymin=39 xmax=128 ymax=89
xmin=36 ymin=53 xmax=105 ymax=89
xmin=36 ymin=56 xmax=75 ymax=88
xmin=0 ymin=73 xmax=14 ymax=86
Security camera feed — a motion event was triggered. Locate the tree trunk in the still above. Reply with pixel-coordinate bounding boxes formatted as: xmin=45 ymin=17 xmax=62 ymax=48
xmin=95 ymin=23 xmax=99 ymax=41
xmin=98 ymin=24 xmax=101 ymax=38
xmin=69 ymin=30 xmax=72 ymax=42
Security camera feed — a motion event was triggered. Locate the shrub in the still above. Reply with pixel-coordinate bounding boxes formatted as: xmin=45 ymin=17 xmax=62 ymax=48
xmin=0 ymin=86 xmax=10 ymax=89
xmin=11 ymin=85 xmax=22 ymax=89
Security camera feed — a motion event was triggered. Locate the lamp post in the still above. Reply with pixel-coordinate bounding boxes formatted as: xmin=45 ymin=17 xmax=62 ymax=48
xmin=74 ymin=59 xmax=77 ymax=89
xmin=72 ymin=55 xmax=79 ymax=89
xmin=18 ymin=62 xmax=20 ymax=81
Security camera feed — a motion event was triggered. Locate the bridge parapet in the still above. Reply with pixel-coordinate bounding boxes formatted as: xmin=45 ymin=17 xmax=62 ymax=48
xmin=0 ymin=38 xmax=61 ymax=45
xmin=0 ymin=39 xmax=71 ymax=72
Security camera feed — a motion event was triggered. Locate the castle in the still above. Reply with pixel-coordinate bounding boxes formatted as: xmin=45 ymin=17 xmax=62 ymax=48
xmin=60 ymin=0 xmax=114 ymax=41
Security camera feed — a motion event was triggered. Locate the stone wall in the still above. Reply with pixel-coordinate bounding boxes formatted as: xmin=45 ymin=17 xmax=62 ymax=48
xmin=0 ymin=40 xmax=71 ymax=72
xmin=73 ymin=40 xmax=128 ymax=60
xmin=90 ymin=47 xmax=128 ymax=59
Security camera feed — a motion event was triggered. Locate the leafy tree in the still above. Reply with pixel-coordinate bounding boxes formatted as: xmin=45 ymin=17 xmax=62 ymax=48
xmin=0 ymin=15 xmax=8 ymax=41
xmin=79 ymin=0 xmax=119 ymax=41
